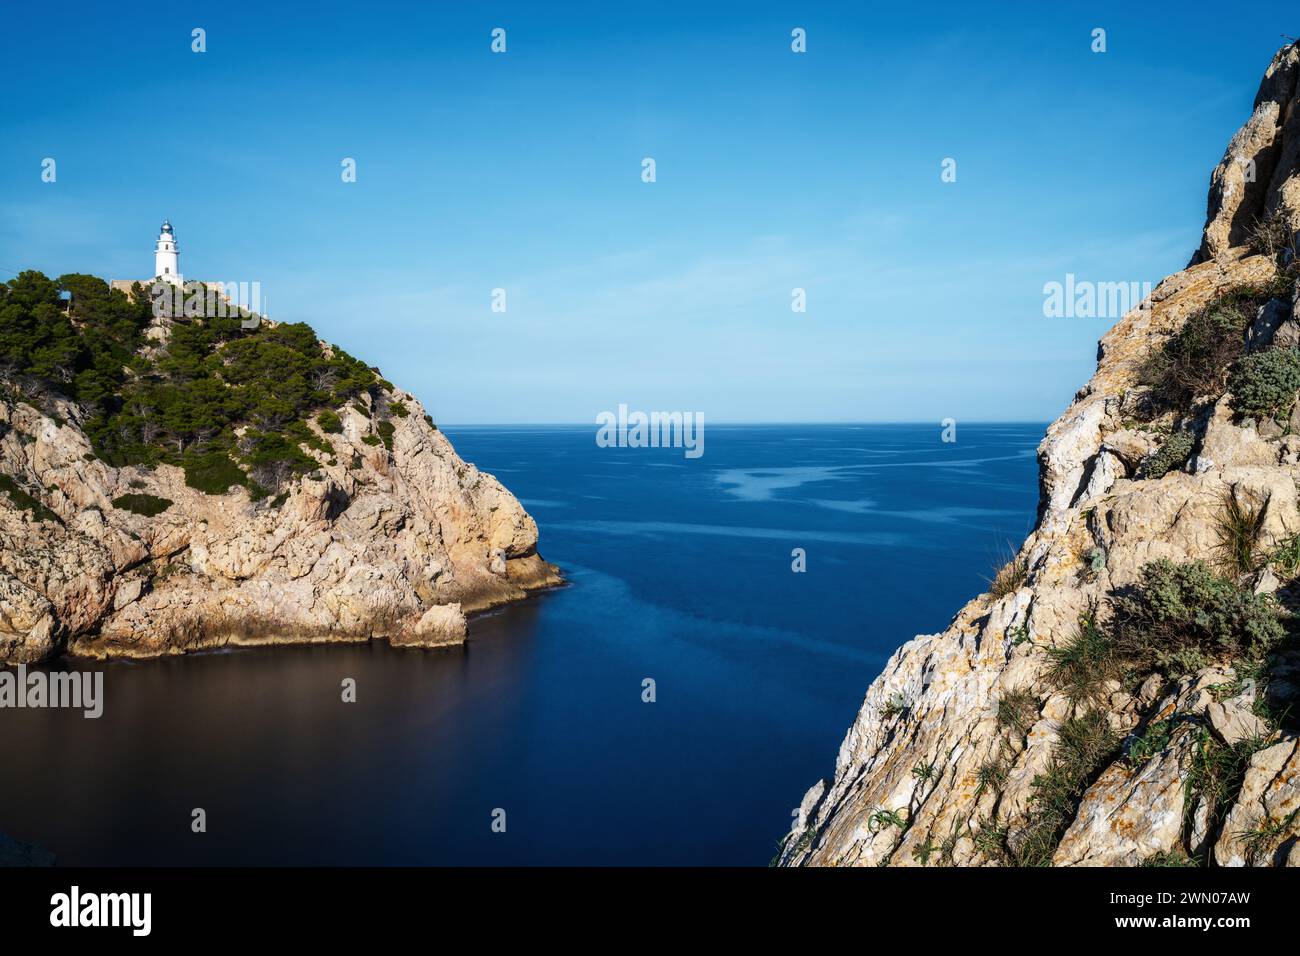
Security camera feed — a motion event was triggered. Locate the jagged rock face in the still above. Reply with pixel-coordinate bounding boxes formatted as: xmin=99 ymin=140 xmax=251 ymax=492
xmin=1197 ymin=44 xmax=1300 ymax=263
xmin=0 ymin=390 xmax=559 ymax=663
xmin=1215 ymin=737 xmax=1300 ymax=866
xmin=779 ymin=43 xmax=1300 ymax=868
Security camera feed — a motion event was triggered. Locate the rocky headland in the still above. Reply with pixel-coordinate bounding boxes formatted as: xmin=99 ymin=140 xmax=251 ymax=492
xmin=778 ymin=42 xmax=1300 ymax=868
xmin=0 ymin=275 xmax=559 ymax=664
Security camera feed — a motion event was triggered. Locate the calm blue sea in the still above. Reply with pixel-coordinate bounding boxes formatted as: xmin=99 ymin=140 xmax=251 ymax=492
xmin=0 ymin=423 xmax=1043 ymax=865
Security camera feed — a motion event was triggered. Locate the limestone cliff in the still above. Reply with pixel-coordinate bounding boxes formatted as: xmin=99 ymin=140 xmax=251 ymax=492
xmin=778 ymin=43 xmax=1300 ymax=868
xmin=0 ymin=305 xmax=559 ymax=663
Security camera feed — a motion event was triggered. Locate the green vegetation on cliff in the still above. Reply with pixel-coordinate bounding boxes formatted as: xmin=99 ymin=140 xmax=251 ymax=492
xmin=111 ymin=492 xmax=174 ymax=516
xmin=1139 ymin=430 xmax=1194 ymax=479
xmin=1110 ymin=559 xmax=1284 ymax=678
xmin=0 ymin=473 xmax=60 ymax=523
xmin=990 ymin=550 xmax=1292 ymax=867
xmin=1227 ymin=347 xmax=1300 ymax=420
xmin=1 ymin=270 xmax=400 ymax=495
xmin=1136 ymin=272 xmax=1298 ymax=419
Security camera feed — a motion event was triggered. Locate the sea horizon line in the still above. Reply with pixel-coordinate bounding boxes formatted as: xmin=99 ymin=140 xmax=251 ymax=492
xmin=438 ymin=420 xmax=1053 ymax=428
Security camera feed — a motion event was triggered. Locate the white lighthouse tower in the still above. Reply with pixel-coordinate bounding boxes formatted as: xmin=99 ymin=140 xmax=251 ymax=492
xmin=154 ymin=220 xmax=181 ymax=286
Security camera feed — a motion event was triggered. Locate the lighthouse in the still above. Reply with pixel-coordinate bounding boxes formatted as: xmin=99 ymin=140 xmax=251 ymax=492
xmin=154 ymin=220 xmax=182 ymax=286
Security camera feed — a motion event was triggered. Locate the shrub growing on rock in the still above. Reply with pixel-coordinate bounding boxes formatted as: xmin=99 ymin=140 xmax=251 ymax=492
xmin=316 ymin=409 xmax=343 ymax=434
xmin=1139 ymin=430 xmax=1195 ymax=479
xmin=1125 ymin=717 xmax=1176 ymax=767
xmin=1109 ymin=559 xmax=1284 ymax=677
xmin=111 ymin=493 xmax=173 ymax=517
xmin=1138 ymin=301 xmax=1251 ymax=410
xmin=1248 ymin=209 xmax=1298 ymax=261
xmin=1227 ymin=346 xmax=1300 ymax=420
xmin=0 ymin=474 xmax=59 ymax=523
xmin=182 ymin=450 xmax=247 ymax=495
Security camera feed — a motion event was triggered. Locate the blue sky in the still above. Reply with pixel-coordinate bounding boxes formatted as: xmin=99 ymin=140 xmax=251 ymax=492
xmin=0 ymin=2 xmax=1293 ymax=422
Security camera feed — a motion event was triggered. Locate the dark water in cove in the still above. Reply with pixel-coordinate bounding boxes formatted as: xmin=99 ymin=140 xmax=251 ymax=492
xmin=0 ymin=424 xmax=1043 ymax=865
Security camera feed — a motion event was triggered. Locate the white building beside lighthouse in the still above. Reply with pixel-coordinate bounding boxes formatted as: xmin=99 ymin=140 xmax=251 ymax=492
xmin=154 ymin=220 xmax=181 ymax=285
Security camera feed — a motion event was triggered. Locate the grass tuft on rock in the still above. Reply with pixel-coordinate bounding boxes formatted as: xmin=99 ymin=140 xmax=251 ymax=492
xmin=988 ymin=547 xmax=1029 ymax=599
xmin=1235 ymin=807 xmax=1300 ymax=866
xmin=1248 ymin=209 xmax=1299 ymax=261
xmin=1186 ymin=726 xmax=1273 ymax=850
xmin=1141 ymin=850 xmax=1198 ymax=867
xmin=1213 ymin=487 xmax=1268 ymax=575
xmin=1271 ymin=533 xmax=1300 ymax=576
xmin=996 ymin=688 xmax=1040 ymax=738
xmin=1010 ymin=708 xmax=1119 ymax=866
xmin=1047 ymin=613 xmax=1119 ymax=703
